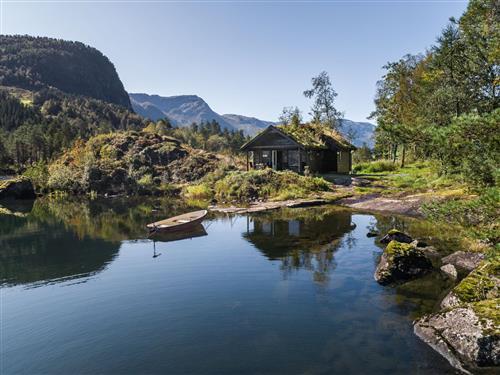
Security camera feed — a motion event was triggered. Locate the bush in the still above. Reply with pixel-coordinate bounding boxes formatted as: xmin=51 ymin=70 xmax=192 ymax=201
xmin=23 ymin=161 xmax=49 ymax=192
xmin=429 ymin=110 xmax=500 ymax=187
xmin=214 ymin=169 xmax=331 ymax=202
xmin=422 ymin=187 xmax=499 ymax=244
xmin=184 ymin=184 xmax=213 ymax=200
xmin=353 ymin=160 xmax=398 ymax=173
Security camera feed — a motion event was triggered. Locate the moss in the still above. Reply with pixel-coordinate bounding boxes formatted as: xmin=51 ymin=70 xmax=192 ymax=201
xmin=385 ymin=240 xmax=416 ymax=257
xmin=453 ymin=260 xmax=499 ymax=303
xmin=471 ymin=298 xmax=500 ymax=335
xmin=277 ymin=123 xmax=354 ymax=150
xmin=388 ymin=229 xmax=403 ymax=235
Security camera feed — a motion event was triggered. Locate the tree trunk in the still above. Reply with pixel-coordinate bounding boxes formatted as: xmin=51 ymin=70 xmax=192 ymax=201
xmin=392 ymin=144 xmax=398 ymax=163
xmin=400 ymin=144 xmax=406 ymax=168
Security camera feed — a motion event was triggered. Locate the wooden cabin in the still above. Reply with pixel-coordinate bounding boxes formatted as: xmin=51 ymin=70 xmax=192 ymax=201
xmin=241 ymin=124 xmax=355 ymax=173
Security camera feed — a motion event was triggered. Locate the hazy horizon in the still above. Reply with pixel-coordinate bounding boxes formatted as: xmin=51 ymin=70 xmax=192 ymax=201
xmin=1 ymin=0 xmax=468 ymax=122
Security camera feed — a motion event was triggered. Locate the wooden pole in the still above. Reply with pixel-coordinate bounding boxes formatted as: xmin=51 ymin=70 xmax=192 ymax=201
xmin=246 ymin=151 xmax=249 ymax=171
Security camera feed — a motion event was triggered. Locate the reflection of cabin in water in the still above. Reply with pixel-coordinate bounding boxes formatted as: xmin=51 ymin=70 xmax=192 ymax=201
xmin=243 ymin=210 xmax=354 ymax=260
xmin=241 ymin=124 xmax=356 ymax=173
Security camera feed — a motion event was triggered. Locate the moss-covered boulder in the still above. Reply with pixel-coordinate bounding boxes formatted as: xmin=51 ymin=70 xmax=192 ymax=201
xmin=0 ymin=177 xmax=36 ymax=199
xmin=415 ymin=299 xmax=499 ymax=371
xmin=441 ymin=259 xmax=499 ymax=309
xmin=380 ymin=229 xmax=413 ymax=244
xmin=375 ymin=240 xmax=433 ymax=285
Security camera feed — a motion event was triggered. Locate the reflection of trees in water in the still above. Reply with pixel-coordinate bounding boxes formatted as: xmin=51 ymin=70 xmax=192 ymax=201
xmin=29 ymin=197 xmax=192 ymax=242
xmin=0 ymin=197 xmax=192 ymax=287
xmin=243 ymin=207 xmax=354 ymax=284
xmin=0 ymin=213 xmax=120 ymax=287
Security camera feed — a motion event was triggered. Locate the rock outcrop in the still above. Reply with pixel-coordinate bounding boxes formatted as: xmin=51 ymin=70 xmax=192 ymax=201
xmin=441 ymin=260 xmax=499 ymax=309
xmin=375 ymin=240 xmax=433 ymax=285
xmin=415 ymin=299 xmax=499 ymax=372
xmin=415 ymin=258 xmax=499 ymax=372
xmin=0 ymin=177 xmax=36 ymax=199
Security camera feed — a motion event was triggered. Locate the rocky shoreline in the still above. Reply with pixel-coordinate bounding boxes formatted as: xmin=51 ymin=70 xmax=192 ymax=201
xmin=373 ymin=230 xmax=498 ymax=373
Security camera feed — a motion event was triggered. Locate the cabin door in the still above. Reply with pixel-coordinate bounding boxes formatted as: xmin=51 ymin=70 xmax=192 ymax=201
xmin=271 ymin=150 xmax=278 ymax=170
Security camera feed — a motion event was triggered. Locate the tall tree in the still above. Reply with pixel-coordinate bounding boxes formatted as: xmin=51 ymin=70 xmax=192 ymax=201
xmin=279 ymin=106 xmax=302 ymax=126
xmin=303 ymin=71 xmax=343 ymax=129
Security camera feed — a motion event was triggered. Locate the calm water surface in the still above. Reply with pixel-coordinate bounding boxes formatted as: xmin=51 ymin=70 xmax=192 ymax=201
xmin=0 ymin=198 xmax=462 ymax=374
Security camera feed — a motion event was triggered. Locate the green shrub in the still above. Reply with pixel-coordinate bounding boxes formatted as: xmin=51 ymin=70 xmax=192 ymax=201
xmin=184 ymin=184 xmax=213 ymax=200
xmin=23 ymin=161 xmax=49 ymax=192
xmin=423 ymin=187 xmax=499 ymax=244
xmin=214 ymin=169 xmax=331 ymax=202
xmin=137 ymin=174 xmax=153 ymax=187
xmin=353 ymin=160 xmax=398 ymax=174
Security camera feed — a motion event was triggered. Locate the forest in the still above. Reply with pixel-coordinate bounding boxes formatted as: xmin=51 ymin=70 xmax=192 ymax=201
xmin=369 ymin=0 xmax=499 ymax=188
xmin=0 ymin=35 xmax=131 ymax=108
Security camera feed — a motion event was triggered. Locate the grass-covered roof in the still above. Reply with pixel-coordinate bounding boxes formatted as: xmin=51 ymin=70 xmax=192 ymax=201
xmin=277 ymin=123 xmax=355 ymax=150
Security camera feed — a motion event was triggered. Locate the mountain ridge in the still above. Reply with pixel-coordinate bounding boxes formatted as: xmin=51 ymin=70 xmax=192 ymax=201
xmin=130 ymin=93 xmax=375 ymax=147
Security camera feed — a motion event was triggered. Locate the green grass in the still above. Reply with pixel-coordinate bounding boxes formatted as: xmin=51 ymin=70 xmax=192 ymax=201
xmin=353 ymin=160 xmax=398 ymax=173
xmin=184 ymin=183 xmax=213 ymax=200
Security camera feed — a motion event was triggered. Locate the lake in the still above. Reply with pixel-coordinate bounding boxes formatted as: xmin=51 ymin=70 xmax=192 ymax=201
xmin=0 ymin=197 xmax=461 ymax=374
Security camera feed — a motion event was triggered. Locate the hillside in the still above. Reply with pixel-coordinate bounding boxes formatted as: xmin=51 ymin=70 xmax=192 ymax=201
xmin=0 ymin=35 xmax=131 ymax=108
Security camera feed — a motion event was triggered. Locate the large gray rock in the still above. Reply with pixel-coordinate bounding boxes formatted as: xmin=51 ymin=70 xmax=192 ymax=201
xmin=442 ymin=251 xmax=485 ymax=273
xmin=0 ymin=178 xmax=35 ymax=199
xmin=380 ymin=229 xmax=413 ymax=244
xmin=375 ymin=240 xmax=433 ymax=285
xmin=415 ymin=300 xmax=500 ymax=372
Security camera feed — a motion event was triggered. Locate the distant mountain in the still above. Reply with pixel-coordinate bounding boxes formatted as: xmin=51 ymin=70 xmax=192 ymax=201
xmin=130 ymin=93 xmax=375 ymax=147
xmin=130 ymin=93 xmax=234 ymax=129
xmin=338 ymin=119 xmax=376 ymax=149
xmin=0 ymin=35 xmax=131 ymax=108
xmin=130 ymin=93 xmax=273 ymax=133
xmin=221 ymin=114 xmax=274 ymax=134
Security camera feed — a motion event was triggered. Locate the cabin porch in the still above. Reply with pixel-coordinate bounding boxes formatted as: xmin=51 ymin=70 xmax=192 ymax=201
xmin=245 ymin=148 xmax=345 ymax=173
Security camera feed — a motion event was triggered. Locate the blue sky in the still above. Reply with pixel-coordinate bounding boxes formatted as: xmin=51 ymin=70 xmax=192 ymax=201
xmin=1 ymin=0 xmax=468 ymax=122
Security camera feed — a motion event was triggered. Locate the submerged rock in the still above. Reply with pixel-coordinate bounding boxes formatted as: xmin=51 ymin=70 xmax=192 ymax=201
xmin=414 ymin=299 xmax=500 ymax=372
xmin=380 ymin=229 xmax=413 ymax=244
xmin=0 ymin=177 xmax=36 ymax=200
xmin=375 ymin=240 xmax=433 ymax=285
xmin=442 ymin=251 xmax=485 ymax=274
xmin=366 ymin=230 xmax=379 ymax=238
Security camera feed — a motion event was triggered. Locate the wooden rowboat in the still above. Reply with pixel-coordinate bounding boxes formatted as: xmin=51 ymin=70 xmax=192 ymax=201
xmin=149 ymin=224 xmax=208 ymax=242
xmin=147 ymin=210 xmax=208 ymax=232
